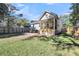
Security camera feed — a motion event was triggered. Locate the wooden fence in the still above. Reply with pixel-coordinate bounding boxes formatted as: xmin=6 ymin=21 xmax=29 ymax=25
xmin=0 ymin=27 xmax=30 ymax=34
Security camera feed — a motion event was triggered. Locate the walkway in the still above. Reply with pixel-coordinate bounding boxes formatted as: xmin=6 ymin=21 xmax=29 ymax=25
xmin=0 ymin=33 xmax=40 ymax=42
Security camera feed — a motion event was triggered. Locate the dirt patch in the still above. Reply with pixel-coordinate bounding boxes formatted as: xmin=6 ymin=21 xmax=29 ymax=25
xmin=0 ymin=33 xmax=40 ymax=41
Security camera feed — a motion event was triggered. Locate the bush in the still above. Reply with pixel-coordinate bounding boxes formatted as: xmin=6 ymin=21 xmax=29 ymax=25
xmin=49 ymin=36 xmax=75 ymax=46
xmin=57 ymin=36 xmax=73 ymax=44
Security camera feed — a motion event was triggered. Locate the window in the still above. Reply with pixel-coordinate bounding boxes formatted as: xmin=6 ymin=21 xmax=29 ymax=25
xmin=0 ymin=20 xmax=2 ymax=23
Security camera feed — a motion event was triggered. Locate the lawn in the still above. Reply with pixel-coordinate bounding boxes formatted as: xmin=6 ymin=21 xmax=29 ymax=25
xmin=0 ymin=36 xmax=79 ymax=56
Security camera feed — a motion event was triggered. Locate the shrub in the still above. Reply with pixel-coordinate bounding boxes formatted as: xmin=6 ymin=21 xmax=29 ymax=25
xmin=49 ymin=36 xmax=75 ymax=49
xmin=57 ymin=36 xmax=73 ymax=44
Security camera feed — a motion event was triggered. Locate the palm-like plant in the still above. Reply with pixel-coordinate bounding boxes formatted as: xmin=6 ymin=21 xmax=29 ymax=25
xmin=16 ymin=18 xmax=29 ymax=27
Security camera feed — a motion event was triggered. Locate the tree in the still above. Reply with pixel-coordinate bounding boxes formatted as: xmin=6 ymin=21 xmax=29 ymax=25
xmin=70 ymin=3 xmax=79 ymax=25
xmin=59 ymin=14 xmax=72 ymax=28
xmin=0 ymin=3 xmax=9 ymax=24
xmin=6 ymin=4 xmax=18 ymax=33
xmin=16 ymin=18 xmax=29 ymax=27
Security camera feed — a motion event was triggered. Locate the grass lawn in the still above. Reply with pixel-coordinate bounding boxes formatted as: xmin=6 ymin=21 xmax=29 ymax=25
xmin=0 ymin=36 xmax=79 ymax=56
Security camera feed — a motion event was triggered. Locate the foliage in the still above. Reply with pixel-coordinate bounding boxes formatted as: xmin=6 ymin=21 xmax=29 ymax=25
xmin=59 ymin=14 xmax=72 ymax=28
xmin=49 ymin=35 xmax=79 ymax=49
xmin=70 ymin=3 xmax=79 ymax=25
xmin=66 ymin=26 xmax=73 ymax=35
xmin=59 ymin=14 xmax=74 ymax=35
xmin=49 ymin=36 xmax=74 ymax=44
xmin=56 ymin=36 xmax=74 ymax=44
xmin=16 ymin=18 xmax=29 ymax=27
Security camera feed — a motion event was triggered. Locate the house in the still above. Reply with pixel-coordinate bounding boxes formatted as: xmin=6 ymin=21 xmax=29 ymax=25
xmin=0 ymin=3 xmax=27 ymax=33
xmin=31 ymin=20 xmax=40 ymax=30
xmin=30 ymin=20 xmax=40 ymax=32
xmin=0 ymin=3 xmax=9 ymax=27
xmin=0 ymin=3 xmax=18 ymax=27
xmin=31 ymin=11 xmax=62 ymax=36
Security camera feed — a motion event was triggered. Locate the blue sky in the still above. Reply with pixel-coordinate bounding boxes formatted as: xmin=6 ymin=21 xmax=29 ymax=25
xmin=12 ymin=3 xmax=71 ymax=20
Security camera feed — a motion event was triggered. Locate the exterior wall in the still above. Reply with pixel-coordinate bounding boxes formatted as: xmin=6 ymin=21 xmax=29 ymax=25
xmin=41 ymin=13 xmax=54 ymax=20
xmin=0 ymin=20 xmax=7 ymax=27
xmin=34 ymin=24 xmax=40 ymax=30
xmin=0 ymin=15 xmax=7 ymax=27
xmin=31 ymin=24 xmax=40 ymax=30
xmin=39 ymin=28 xmax=55 ymax=36
xmin=57 ymin=19 xmax=62 ymax=33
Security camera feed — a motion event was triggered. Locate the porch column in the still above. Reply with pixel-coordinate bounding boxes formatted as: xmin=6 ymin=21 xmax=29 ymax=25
xmin=53 ymin=18 xmax=55 ymax=35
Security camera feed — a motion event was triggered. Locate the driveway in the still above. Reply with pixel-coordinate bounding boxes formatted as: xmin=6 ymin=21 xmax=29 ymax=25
xmin=0 ymin=33 xmax=40 ymax=42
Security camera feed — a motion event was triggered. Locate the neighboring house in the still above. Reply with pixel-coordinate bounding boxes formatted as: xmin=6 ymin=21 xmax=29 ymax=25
xmin=0 ymin=3 xmax=17 ymax=28
xmin=31 ymin=20 xmax=40 ymax=30
xmin=0 ymin=3 xmax=8 ymax=27
xmin=0 ymin=3 xmax=27 ymax=33
xmin=31 ymin=11 xmax=62 ymax=36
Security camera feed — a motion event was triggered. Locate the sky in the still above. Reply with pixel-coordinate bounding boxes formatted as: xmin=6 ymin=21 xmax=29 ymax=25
xmin=12 ymin=3 xmax=72 ymax=21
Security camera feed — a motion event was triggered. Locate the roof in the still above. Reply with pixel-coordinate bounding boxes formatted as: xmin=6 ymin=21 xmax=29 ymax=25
xmin=39 ymin=11 xmax=59 ymax=20
xmin=31 ymin=11 xmax=59 ymax=25
xmin=31 ymin=20 xmax=40 ymax=25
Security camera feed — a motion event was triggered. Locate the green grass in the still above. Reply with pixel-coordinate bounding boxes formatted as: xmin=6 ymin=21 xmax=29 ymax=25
xmin=0 ymin=36 xmax=79 ymax=56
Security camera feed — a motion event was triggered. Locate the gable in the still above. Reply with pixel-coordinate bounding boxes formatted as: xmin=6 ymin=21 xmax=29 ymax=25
xmin=40 ymin=13 xmax=54 ymax=20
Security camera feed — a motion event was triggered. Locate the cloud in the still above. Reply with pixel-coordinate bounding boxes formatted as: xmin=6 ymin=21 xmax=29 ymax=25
xmin=63 ymin=12 xmax=70 ymax=15
xmin=15 ymin=6 xmax=29 ymax=14
xmin=16 ymin=4 xmax=25 ymax=7
xmin=12 ymin=3 xmax=26 ymax=10
xmin=12 ymin=3 xmax=25 ymax=7
xmin=15 ymin=5 xmax=38 ymax=20
xmin=45 ymin=3 xmax=55 ymax=5
xmin=32 ymin=14 xmax=41 ymax=20
xmin=15 ymin=4 xmax=42 ymax=20
xmin=15 ymin=6 xmax=30 ymax=18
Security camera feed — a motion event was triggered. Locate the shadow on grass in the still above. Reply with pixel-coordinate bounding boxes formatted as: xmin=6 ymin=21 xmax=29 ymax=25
xmin=0 ymin=32 xmax=25 ymax=39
